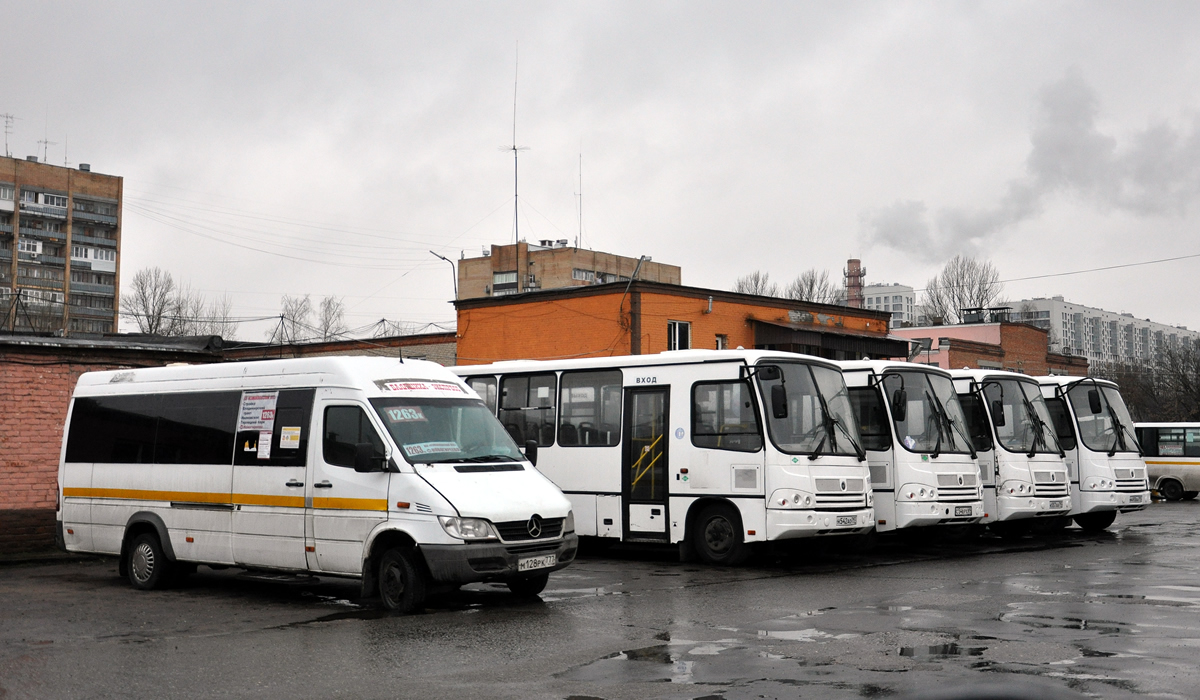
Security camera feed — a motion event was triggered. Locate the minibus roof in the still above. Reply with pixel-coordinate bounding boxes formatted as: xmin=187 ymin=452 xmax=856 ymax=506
xmin=838 ymin=360 xmax=953 ymax=377
xmin=453 ymin=348 xmax=840 ymax=374
xmin=1034 ymin=375 xmax=1118 ymax=390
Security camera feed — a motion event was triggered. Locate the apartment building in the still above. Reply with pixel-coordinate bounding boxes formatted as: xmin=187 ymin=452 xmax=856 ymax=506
xmin=0 ymin=155 xmax=121 ymax=334
xmin=1013 ymin=295 xmax=1200 ymax=367
xmin=862 ymin=282 xmax=916 ymax=326
xmin=457 ymin=240 xmax=681 ymax=299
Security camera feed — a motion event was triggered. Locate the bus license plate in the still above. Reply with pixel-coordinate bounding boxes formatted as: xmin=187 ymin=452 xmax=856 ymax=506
xmin=836 ymin=515 xmax=856 ymax=527
xmin=518 ymin=554 xmax=557 ymax=572
xmin=1049 ymin=500 xmax=1064 ymax=510
xmin=1129 ymin=495 xmax=1142 ymax=503
xmin=954 ymin=506 xmax=972 ymax=517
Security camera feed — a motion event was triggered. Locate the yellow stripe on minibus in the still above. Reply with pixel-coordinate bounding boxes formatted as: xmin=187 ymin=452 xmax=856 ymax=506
xmin=232 ymin=493 xmax=306 ymax=508
xmin=313 ymin=497 xmax=389 ymax=511
xmin=1145 ymin=460 xmax=1200 ymax=466
xmin=62 ymin=487 xmax=229 ymax=504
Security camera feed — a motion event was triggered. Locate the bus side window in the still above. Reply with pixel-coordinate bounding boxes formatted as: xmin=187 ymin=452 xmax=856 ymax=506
xmin=1188 ymin=428 xmax=1200 ymax=457
xmin=1044 ymin=397 xmax=1077 ymax=452
xmin=1136 ymin=428 xmax=1156 ymax=457
xmin=323 ymin=406 xmax=386 ymax=468
xmin=499 ymin=373 xmax=557 ymax=447
xmin=848 ymin=387 xmax=891 ymax=452
xmin=559 ymin=370 xmax=622 ymax=446
xmin=234 ymin=389 xmax=316 ymax=467
xmin=468 ymin=377 xmax=498 ymax=414
xmin=691 ymin=381 xmax=763 ymax=453
xmin=957 ymin=393 xmax=994 ymax=453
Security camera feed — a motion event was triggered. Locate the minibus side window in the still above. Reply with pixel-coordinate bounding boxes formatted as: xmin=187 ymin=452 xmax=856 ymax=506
xmin=957 ymin=393 xmax=995 ymax=453
xmin=558 ymin=370 xmax=622 ymax=446
xmin=848 ymin=387 xmax=891 ymax=452
xmin=1136 ymin=428 xmax=1157 ymax=457
xmin=691 ymin=381 xmax=763 ymax=452
xmin=1188 ymin=428 xmax=1200 ymax=457
xmin=1044 ymin=397 xmax=1077 ymax=452
xmin=498 ymin=373 xmax=557 ymax=447
xmin=65 ymin=392 xmax=240 ymax=465
xmin=468 ymin=377 xmax=498 ymax=414
xmin=234 ymin=389 xmax=316 ymax=467
xmin=323 ymin=405 xmax=386 ymax=468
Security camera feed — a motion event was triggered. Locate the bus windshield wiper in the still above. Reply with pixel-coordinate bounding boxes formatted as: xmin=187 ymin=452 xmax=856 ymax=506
xmin=831 ymin=415 xmax=866 ymax=461
xmin=928 ymin=388 xmax=976 ymax=459
xmin=1021 ymin=397 xmax=1055 ymax=458
xmin=924 ymin=390 xmax=944 ymax=458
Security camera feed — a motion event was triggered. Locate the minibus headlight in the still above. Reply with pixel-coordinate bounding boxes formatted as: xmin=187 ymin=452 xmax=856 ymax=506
xmin=438 ymin=516 xmax=498 ymax=541
xmin=866 ymin=491 xmax=874 ymax=507
xmin=768 ymin=489 xmax=815 ymax=509
xmin=564 ymin=510 xmax=575 ymax=534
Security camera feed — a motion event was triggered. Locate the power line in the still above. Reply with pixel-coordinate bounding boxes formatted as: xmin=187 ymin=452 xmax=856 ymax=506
xmin=912 ymin=251 xmax=1200 ymax=294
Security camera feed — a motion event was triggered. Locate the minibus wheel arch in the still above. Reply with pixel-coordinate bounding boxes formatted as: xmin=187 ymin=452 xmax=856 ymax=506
xmin=686 ymin=499 xmax=750 ymax=566
xmin=118 ymin=513 xmax=177 ymax=578
xmin=362 ymin=530 xmax=421 ymax=599
xmin=1157 ymin=477 xmax=1185 ymax=502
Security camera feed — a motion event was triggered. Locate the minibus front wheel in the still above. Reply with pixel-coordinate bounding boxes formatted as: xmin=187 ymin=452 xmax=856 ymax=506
xmin=693 ymin=503 xmax=750 ymax=566
xmin=378 ymin=548 xmax=427 ymax=614
xmin=507 ymin=572 xmax=550 ymax=598
xmin=1073 ymin=510 xmax=1117 ymax=533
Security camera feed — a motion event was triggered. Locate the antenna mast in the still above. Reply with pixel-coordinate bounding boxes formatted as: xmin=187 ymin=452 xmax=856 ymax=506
xmin=0 ymin=114 xmax=16 ymax=158
xmin=40 ymin=109 xmax=56 ymax=164
xmin=575 ymin=153 xmax=583 ymax=249
xmin=501 ymin=42 xmax=529 ymax=246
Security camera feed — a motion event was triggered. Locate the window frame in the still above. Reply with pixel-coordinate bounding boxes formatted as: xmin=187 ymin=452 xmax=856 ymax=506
xmin=557 ymin=369 xmax=623 ymax=448
xmin=690 ymin=380 xmax=764 ymax=453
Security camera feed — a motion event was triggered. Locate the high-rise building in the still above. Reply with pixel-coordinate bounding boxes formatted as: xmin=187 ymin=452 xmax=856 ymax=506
xmin=862 ymin=282 xmax=916 ymax=326
xmin=0 ymin=156 xmax=121 ymax=334
xmin=1013 ymin=295 xmax=1200 ymax=367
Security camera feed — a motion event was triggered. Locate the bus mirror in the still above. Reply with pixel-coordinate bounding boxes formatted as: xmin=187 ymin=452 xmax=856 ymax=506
xmin=354 ymin=443 xmax=386 ymax=473
xmin=770 ymin=384 xmax=789 ymax=419
xmin=991 ymin=401 xmax=1006 ymax=427
xmin=890 ymin=389 xmax=907 ymax=422
xmin=524 ymin=439 xmax=539 ymax=467
xmin=759 ymin=365 xmax=782 ymax=381
xmin=1087 ymin=389 xmax=1102 ymax=414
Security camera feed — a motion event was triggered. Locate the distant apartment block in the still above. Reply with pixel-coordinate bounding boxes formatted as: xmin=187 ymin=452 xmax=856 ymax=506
xmin=862 ymin=283 xmax=916 ymax=326
xmin=0 ymin=155 xmax=121 ymax=334
xmin=1013 ymin=295 xmax=1200 ymax=367
xmin=457 ymin=240 xmax=681 ymax=299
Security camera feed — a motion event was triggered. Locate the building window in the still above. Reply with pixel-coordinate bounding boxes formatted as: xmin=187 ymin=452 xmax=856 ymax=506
xmin=17 ymin=238 xmax=41 ymax=254
xmin=0 ymin=186 xmax=12 ymax=200
xmin=492 ymin=270 xmax=518 ymax=295
xmin=668 ymin=320 xmax=691 ymax=350
xmin=715 ymin=334 xmax=729 ymax=350
xmin=571 ymin=268 xmax=595 ymax=282
xmin=43 ymin=194 xmax=67 ymax=208
xmin=20 ymin=190 xmax=35 ymax=204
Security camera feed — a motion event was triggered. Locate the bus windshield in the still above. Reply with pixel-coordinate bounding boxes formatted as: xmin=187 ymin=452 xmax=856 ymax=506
xmin=881 ymin=370 xmax=973 ymax=455
xmin=1067 ymin=382 xmax=1140 ymax=454
xmin=982 ymin=379 xmax=1060 ymax=455
xmin=756 ymin=362 xmax=862 ymax=458
xmin=370 ymin=397 xmax=524 ymax=464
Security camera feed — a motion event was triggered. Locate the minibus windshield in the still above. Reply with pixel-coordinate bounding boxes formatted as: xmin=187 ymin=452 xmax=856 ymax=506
xmin=1067 ymin=382 xmax=1141 ymax=454
xmin=881 ymin=370 xmax=973 ymax=455
xmin=370 ymin=397 xmax=524 ymax=464
xmin=982 ymin=379 xmax=1060 ymax=456
xmin=756 ymin=362 xmax=863 ymax=458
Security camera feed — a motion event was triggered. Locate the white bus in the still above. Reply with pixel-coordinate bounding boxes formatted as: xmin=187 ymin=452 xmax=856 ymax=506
xmin=839 ymin=362 xmax=984 ymax=532
xmin=57 ymin=357 xmax=577 ymax=613
xmin=452 ymin=350 xmax=875 ymax=565
xmin=950 ymin=369 xmax=1071 ymax=536
xmin=1135 ymin=423 xmax=1200 ymax=501
xmin=1037 ymin=376 xmax=1150 ymax=531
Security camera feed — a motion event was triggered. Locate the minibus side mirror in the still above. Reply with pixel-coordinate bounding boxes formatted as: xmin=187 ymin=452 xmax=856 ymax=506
xmin=524 ymin=439 xmax=539 ymax=467
xmin=354 ymin=443 xmax=387 ymax=473
xmin=770 ymin=384 xmax=789 ymax=419
xmin=1087 ymin=389 xmax=1102 ymax=414
xmin=759 ymin=365 xmax=782 ymax=381
xmin=991 ymin=401 xmax=1006 ymax=427
xmin=890 ymin=389 xmax=907 ymax=422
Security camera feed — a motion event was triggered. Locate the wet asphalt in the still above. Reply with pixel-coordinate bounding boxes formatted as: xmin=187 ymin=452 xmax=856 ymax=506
xmin=3 ymin=504 xmax=1200 ymax=700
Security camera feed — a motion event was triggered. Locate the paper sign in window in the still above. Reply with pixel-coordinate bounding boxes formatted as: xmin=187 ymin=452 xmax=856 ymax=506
xmin=238 ymin=392 xmax=279 ymax=432
xmin=385 ymin=407 xmax=427 ymax=423
xmin=402 ymin=441 xmax=460 ymax=457
xmin=280 ymin=426 xmax=302 ymax=449
xmin=257 ymin=430 xmax=273 ymax=460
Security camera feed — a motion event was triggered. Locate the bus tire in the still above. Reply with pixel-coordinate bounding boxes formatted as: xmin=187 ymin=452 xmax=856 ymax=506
xmin=128 ymin=532 xmax=173 ymax=591
xmin=989 ymin=520 xmax=1030 ymax=540
xmin=1185 ymin=491 xmax=1198 ymax=501
xmin=378 ymin=548 xmax=426 ymax=614
xmin=506 ymin=572 xmax=550 ymax=598
xmin=693 ymin=504 xmax=750 ymax=566
xmin=1074 ymin=510 xmax=1117 ymax=533
xmin=1159 ymin=479 xmax=1185 ymax=502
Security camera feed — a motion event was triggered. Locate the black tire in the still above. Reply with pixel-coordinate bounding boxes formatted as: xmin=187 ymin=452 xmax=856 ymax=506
xmin=1184 ymin=491 xmax=1199 ymax=501
xmin=692 ymin=504 xmax=750 ymax=565
xmin=1159 ymin=479 xmax=1185 ymax=502
xmin=127 ymin=532 xmax=173 ymax=590
xmin=989 ymin=520 xmax=1031 ymax=540
xmin=377 ymin=548 xmax=427 ymax=614
xmin=506 ymin=572 xmax=550 ymax=598
xmin=1074 ymin=510 xmax=1117 ymax=533
xmin=1030 ymin=516 xmax=1071 ymax=536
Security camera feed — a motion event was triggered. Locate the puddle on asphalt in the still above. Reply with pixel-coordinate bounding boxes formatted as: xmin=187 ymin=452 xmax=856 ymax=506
xmin=898 ymin=643 xmax=986 ymax=657
xmin=758 ymin=628 xmax=859 ymax=641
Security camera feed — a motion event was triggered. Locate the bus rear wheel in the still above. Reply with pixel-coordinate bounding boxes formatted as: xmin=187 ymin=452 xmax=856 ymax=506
xmin=378 ymin=548 xmax=426 ymax=614
xmin=1159 ymin=479 xmax=1185 ymax=502
xmin=127 ymin=532 xmax=173 ymax=590
xmin=506 ymin=572 xmax=550 ymax=598
xmin=1074 ymin=510 xmax=1117 ymax=533
xmin=693 ymin=504 xmax=750 ymax=566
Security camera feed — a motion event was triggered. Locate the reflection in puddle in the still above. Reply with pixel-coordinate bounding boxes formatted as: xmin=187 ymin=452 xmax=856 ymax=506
xmin=758 ymin=628 xmax=859 ymax=641
xmin=898 ymin=643 xmax=986 ymax=657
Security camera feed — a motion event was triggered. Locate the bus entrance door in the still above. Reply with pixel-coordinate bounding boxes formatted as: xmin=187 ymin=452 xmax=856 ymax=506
xmin=623 ymin=387 xmax=670 ymax=541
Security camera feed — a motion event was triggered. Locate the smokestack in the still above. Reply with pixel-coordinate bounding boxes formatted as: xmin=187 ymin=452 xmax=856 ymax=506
xmin=844 ymin=259 xmax=865 ymax=309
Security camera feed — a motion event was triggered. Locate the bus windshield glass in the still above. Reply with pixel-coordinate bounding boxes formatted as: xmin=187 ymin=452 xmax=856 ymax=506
xmin=370 ymin=397 xmax=524 ymax=464
xmin=756 ymin=362 xmax=862 ymax=457
xmin=881 ymin=371 xmax=972 ymax=455
xmin=982 ymin=379 xmax=1060 ymax=455
xmin=1067 ymin=383 xmax=1140 ymax=454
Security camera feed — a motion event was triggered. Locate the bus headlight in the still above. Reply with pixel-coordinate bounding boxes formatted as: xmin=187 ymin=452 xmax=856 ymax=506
xmin=1002 ymin=480 xmax=1034 ymax=496
xmin=901 ymin=484 xmax=936 ymax=501
xmin=564 ymin=510 xmax=575 ymax=534
xmin=768 ymin=489 xmax=815 ymax=508
xmin=438 ymin=516 xmax=499 ymax=541
xmin=867 ymin=491 xmax=874 ymax=507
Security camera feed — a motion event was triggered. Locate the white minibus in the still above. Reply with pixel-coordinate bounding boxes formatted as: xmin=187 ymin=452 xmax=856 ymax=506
xmin=1037 ymin=377 xmax=1150 ymax=531
xmin=1135 ymin=423 xmax=1200 ymax=501
xmin=950 ymin=369 xmax=1070 ymax=536
xmin=839 ymin=362 xmax=984 ymax=532
xmin=453 ymin=350 xmax=874 ymax=565
xmin=57 ymin=357 xmax=577 ymax=613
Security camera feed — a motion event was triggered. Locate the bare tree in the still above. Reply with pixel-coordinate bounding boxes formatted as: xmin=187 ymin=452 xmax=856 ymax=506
xmin=316 ymin=296 xmax=347 ymax=341
xmin=920 ymin=255 xmax=1003 ymax=325
xmin=122 ymin=267 xmax=179 ymax=334
xmin=267 ymin=294 xmax=313 ymax=344
xmin=733 ymin=270 xmax=779 ymax=297
xmin=784 ymin=269 xmax=839 ymax=304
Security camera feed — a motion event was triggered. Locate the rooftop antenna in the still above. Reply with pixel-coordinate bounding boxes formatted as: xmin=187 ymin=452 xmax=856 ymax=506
xmin=39 ymin=108 xmax=57 ymax=164
xmin=63 ymin=134 xmax=69 ymax=167
xmin=0 ymin=114 xmax=17 ymax=158
xmin=574 ymin=152 xmax=583 ymax=249
xmin=499 ymin=42 xmax=529 ymax=246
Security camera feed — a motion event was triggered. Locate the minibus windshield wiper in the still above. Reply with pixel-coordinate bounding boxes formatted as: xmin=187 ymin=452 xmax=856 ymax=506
xmin=927 ymin=388 xmax=976 ymax=459
xmin=831 ymin=415 xmax=865 ymax=461
xmin=924 ymin=390 xmax=945 ymax=458
xmin=422 ymin=454 xmax=518 ymax=464
xmin=1020 ymin=397 xmax=1052 ymax=458
xmin=1105 ymin=406 xmax=1138 ymax=457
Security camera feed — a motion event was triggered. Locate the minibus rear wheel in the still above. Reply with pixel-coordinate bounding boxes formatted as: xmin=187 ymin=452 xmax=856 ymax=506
xmin=506 ymin=572 xmax=550 ymax=598
xmin=1159 ymin=479 xmax=1185 ymax=502
xmin=128 ymin=532 xmax=173 ymax=591
xmin=693 ymin=504 xmax=750 ymax=565
xmin=1073 ymin=510 xmax=1117 ymax=533
xmin=378 ymin=548 xmax=426 ymax=614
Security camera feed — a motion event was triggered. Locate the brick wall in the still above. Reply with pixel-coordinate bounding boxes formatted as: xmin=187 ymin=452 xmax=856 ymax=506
xmin=223 ymin=333 xmax=457 ymax=366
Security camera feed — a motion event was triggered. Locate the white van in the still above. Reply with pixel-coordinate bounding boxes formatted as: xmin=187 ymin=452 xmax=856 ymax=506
xmin=56 ymin=356 xmax=577 ymax=612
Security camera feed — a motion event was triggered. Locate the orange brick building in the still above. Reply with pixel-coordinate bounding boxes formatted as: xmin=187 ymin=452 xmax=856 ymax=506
xmin=892 ymin=322 xmax=1088 ymax=376
xmin=454 ymin=280 xmax=907 ymax=364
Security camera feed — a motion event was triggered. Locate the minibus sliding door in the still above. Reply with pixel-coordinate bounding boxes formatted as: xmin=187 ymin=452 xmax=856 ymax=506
xmin=622 ymin=387 xmax=670 ymax=541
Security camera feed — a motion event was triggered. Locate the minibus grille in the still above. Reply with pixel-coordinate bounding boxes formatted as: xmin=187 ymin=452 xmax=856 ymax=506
xmin=937 ymin=486 xmax=979 ymax=502
xmin=1033 ymin=483 xmax=1069 ymax=497
xmin=1113 ymin=468 xmax=1144 ymax=480
xmin=814 ymin=493 xmax=868 ymax=512
xmin=1115 ymin=478 xmax=1147 ymax=492
xmin=1032 ymin=471 xmax=1068 ymax=485
xmin=495 ymin=517 xmax=564 ymax=542
xmin=505 ymin=541 xmax=561 ymax=556
xmin=814 ymin=478 xmax=866 ymax=493
xmin=936 ymin=473 xmax=977 ymax=487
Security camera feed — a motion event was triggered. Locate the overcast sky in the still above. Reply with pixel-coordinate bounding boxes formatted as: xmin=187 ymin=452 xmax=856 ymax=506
xmin=4 ymin=2 xmax=1200 ymax=339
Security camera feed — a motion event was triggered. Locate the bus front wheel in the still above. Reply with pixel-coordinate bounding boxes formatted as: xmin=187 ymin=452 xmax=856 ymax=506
xmin=1159 ymin=479 xmax=1185 ymax=502
xmin=378 ymin=548 xmax=426 ymax=614
xmin=693 ymin=504 xmax=750 ymax=566
xmin=1074 ymin=510 xmax=1117 ymax=533
xmin=507 ymin=572 xmax=550 ymax=598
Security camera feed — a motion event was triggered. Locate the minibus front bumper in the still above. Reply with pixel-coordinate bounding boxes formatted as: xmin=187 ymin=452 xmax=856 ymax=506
xmin=766 ymin=508 xmax=875 ymax=539
xmin=421 ymin=533 xmax=579 ymax=584
xmin=1077 ymin=489 xmax=1150 ymax=513
xmin=995 ymin=495 xmax=1071 ymax=521
xmin=894 ymin=500 xmax=984 ymax=528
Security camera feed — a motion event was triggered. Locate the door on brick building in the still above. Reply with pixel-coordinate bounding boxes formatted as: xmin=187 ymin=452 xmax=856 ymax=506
xmin=622 ymin=387 xmax=670 ymax=541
